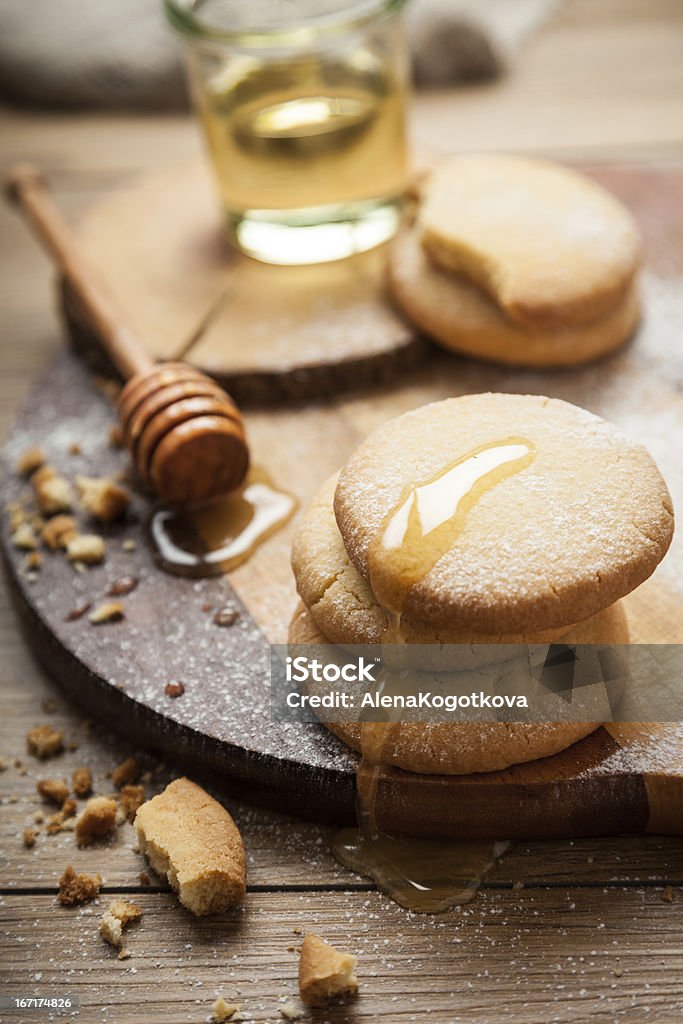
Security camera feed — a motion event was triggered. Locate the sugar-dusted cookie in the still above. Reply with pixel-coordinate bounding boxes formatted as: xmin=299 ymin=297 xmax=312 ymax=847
xmin=292 ymin=474 xmax=630 ymax=669
xmin=420 ymin=154 xmax=642 ymax=328
xmin=334 ymin=395 xmax=673 ymax=635
xmin=288 ymin=604 xmax=608 ymax=774
xmin=389 ymin=226 xmax=640 ymax=367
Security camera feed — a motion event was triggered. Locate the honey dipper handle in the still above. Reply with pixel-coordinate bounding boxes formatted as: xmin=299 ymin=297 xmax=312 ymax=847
xmin=5 ymin=164 xmax=153 ymax=381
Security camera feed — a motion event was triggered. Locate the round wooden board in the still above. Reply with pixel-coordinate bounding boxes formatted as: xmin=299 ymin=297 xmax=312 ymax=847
xmin=62 ymin=160 xmax=426 ymax=404
xmin=3 ymin=352 xmax=683 ymax=838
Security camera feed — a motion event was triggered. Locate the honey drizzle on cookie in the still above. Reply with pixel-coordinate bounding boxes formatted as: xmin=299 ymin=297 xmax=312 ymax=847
xmin=367 ymin=438 xmax=536 ymax=640
xmin=148 ymin=467 xmax=297 ymax=578
xmin=332 ymin=439 xmax=534 ymax=911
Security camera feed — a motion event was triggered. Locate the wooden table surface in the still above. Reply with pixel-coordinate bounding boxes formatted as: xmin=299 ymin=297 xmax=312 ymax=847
xmin=2 ymin=1 xmax=683 ymax=1021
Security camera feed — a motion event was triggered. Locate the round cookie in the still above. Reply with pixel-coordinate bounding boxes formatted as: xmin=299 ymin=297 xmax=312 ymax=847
xmin=349 ymin=720 xmax=601 ymax=775
xmin=334 ymin=394 xmax=673 ymax=635
xmin=292 ymin=474 xmax=623 ymax=670
xmin=419 ymin=154 xmax=642 ymax=328
xmin=288 ymin=604 xmax=615 ymax=775
xmin=388 ymin=225 xmax=640 ymax=367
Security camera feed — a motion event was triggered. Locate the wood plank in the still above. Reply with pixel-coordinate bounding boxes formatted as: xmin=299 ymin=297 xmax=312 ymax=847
xmin=1 ymin=890 xmax=683 ymax=1023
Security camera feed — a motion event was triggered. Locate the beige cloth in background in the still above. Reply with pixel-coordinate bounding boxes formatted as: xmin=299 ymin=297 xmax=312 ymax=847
xmin=0 ymin=0 xmax=562 ymax=109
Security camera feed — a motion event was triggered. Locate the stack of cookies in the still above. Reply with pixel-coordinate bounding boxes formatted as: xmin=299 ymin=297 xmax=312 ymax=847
xmin=389 ymin=154 xmax=642 ymax=366
xmin=290 ymin=393 xmax=673 ymax=774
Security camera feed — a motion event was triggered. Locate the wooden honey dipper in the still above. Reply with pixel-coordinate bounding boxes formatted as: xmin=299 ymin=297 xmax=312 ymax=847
xmin=5 ymin=164 xmax=249 ymax=506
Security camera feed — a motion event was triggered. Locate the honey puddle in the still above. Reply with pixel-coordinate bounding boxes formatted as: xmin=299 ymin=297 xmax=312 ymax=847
xmin=148 ymin=468 xmax=297 ymax=578
xmin=333 ymin=828 xmax=510 ymax=913
xmin=333 ymin=440 xmax=534 ymax=911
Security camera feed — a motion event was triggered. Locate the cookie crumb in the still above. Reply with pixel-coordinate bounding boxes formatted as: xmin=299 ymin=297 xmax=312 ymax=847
xmin=25 ymin=550 xmax=42 ymax=570
xmin=26 ymin=725 xmax=64 ymax=760
xmin=112 ymin=757 xmax=139 ymax=788
xmin=76 ymin=475 xmax=130 ymax=524
xmin=67 ymin=534 xmax=105 ymax=566
xmin=279 ymin=1002 xmax=301 ymax=1020
xmin=58 ymin=864 xmax=102 ymax=905
xmin=88 ymin=600 xmax=124 ymax=624
xmin=662 ymin=885 xmax=674 ymax=903
xmin=23 ymin=827 xmax=38 ymax=849
xmin=16 ymin=447 xmax=46 ymax=476
xmin=99 ymin=899 xmax=142 ymax=950
xmin=45 ymin=798 xmax=77 ymax=835
xmin=32 ymin=467 xmax=73 ymax=516
xmin=75 ymin=796 xmax=118 ymax=847
xmin=122 ymin=538 xmax=137 ymax=552
xmin=41 ymin=514 xmax=78 ymax=551
xmin=164 ymin=682 xmax=185 ymax=698
xmin=11 ymin=522 xmax=38 ymax=550
xmin=72 ymin=765 xmax=93 ymax=797
xmin=298 ymin=934 xmax=358 ymax=1006
xmin=36 ymin=778 xmax=70 ymax=805
xmin=211 ymin=997 xmax=240 ymax=1022
xmin=118 ymin=784 xmax=145 ymax=821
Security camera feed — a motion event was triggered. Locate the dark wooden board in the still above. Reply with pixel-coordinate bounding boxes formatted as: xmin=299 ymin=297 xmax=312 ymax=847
xmin=2 ymin=352 xmax=683 ymax=839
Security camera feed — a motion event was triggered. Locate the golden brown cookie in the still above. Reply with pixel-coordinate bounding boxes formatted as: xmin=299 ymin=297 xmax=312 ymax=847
xmin=420 ymin=154 xmax=642 ymax=328
xmin=135 ymin=778 xmax=246 ymax=916
xmin=288 ymin=604 xmax=618 ymax=775
xmin=334 ymin=394 xmax=673 ymax=635
xmin=292 ymin=474 xmax=630 ymax=669
xmin=389 ymin=225 xmax=640 ymax=367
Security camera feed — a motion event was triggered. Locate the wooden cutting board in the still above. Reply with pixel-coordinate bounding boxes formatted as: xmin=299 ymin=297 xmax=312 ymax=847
xmin=61 ymin=160 xmax=426 ymax=404
xmin=2 ymin=164 xmax=683 ymax=838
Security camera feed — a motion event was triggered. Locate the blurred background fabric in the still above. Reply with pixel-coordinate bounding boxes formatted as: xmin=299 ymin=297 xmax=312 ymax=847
xmin=0 ymin=0 xmax=563 ymax=110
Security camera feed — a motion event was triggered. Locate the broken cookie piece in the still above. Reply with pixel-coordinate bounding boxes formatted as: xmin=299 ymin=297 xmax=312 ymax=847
xmin=298 ymin=934 xmax=358 ymax=1006
xmin=75 ymin=796 xmax=118 ymax=847
xmin=23 ymin=827 xmax=38 ymax=849
xmin=11 ymin=522 xmax=38 ymax=550
xmin=16 ymin=447 xmax=46 ymax=476
xmin=32 ymin=466 xmax=73 ymax=516
xmin=72 ymin=765 xmax=93 ymax=797
xmin=26 ymin=725 xmax=64 ymax=760
xmin=118 ymin=784 xmax=145 ymax=822
xmin=41 ymin=514 xmax=78 ymax=551
xmin=76 ymin=475 xmax=130 ymax=524
xmin=88 ymin=600 xmax=124 ymax=624
xmin=36 ymin=778 xmax=70 ymax=805
xmin=135 ymin=777 xmax=246 ymax=916
xmin=99 ymin=898 xmax=142 ymax=951
xmin=58 ymin=864 xmax=102 ymax=905
xmin=211 ymin=997 xmax=240 ymax=1022
xmin=111 ymin=756 xmax=139 ymax=788
xmin=66 ymin=534 xmax=105 ymax=565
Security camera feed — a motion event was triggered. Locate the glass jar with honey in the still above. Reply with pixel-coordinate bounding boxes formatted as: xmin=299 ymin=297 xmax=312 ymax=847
xmin=165 ymin=0 xmax=410 ymax=264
